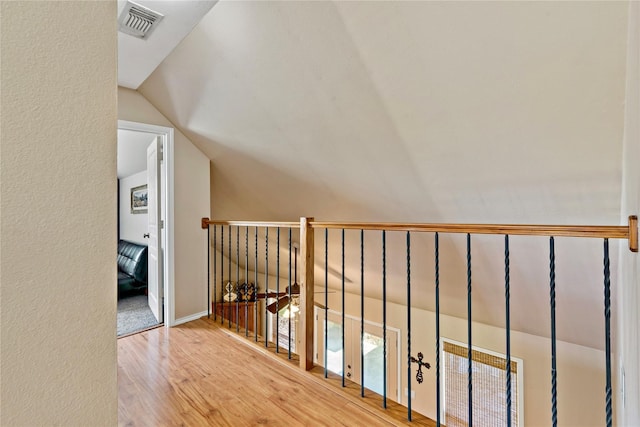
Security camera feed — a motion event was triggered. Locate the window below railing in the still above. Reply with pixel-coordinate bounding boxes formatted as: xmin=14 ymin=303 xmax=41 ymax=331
xmin=443 ymin=339 xmax=522 ymax=427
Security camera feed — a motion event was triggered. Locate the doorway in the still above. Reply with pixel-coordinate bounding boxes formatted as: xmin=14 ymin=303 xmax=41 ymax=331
xmin=316 ymin=308 xmax=401 ymax=402
xmin=117 ymin=120 xmax=175 ymax=334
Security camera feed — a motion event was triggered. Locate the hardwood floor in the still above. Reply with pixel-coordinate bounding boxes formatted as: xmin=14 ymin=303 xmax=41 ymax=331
xmin=118 ymin=317 xmax=435 ymax=426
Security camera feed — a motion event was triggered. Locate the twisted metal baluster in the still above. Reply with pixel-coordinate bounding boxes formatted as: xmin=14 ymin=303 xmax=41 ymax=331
xmin=255 ymin=227 xmax=258 ymax=342
xmin=550 ymin=237 xmax=557 ymax=427
xmin=213 ymin=225 xmax=217 ymax=321
xmin=435 ymin=232 xmax=441 ymax=426
xmin=245 ymin=226 xmax=249 ymax=337
xmin=288 ymin=227 xmax=292 ymax=359
xmin=276 ymin=227 xmax=280 ymax=353
xmin=407 ymin=231 xmax=412 ymax=421
xmin=603 ymin=238 xmax=612 ymax=427
xmin=236 ymin=226 xmax=240 ymax=333
xmin=467 ymin=233 xmax=472 ymax=427
xmin=324 ymin=228 xmax=329 ymax=378
xmin=207 ymin=225 xmax=210 ymax=318
xmin=220 ymin=225 xmax=224 ymax=325
xmin=360 ymin=229 xmax=365 ymax=397
xmin=265 ymin=228 xmax=269 ymax=347
xmin=505 ymin=235 xmax=512 ymax=427
xmin=382 ymin=230 xmax=387 ymax=409
xmin=341 ymin=228 xmax=345 ymax=388
xmin=228 ymin=225 xmax=232 ymax=329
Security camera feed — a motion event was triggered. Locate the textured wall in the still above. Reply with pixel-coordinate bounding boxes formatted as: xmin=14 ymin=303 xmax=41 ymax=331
xmin=0 ymin=1 xmax=117 ymax=425
xmin=617 ymin=2 xmax=640 ymax=424
xmin=118 ymin=87 xmax=210 ymax=321
xmin=139 ymin=1 xmax=629 ymax=350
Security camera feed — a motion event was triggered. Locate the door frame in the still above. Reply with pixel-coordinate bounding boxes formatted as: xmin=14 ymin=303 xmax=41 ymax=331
xmin=118 ymin=120 xmax=176 ymax=327
xmin=315 ymin=306 xmax=402 ymax=402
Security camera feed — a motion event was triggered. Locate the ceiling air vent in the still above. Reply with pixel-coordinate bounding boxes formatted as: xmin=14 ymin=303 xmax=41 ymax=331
xmin=118 ymin=1 xmax=164 ymax=40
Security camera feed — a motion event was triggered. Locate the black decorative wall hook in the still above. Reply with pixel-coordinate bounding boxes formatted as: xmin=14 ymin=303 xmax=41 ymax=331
xmin=410 ymin=352 xmax=431 ymax=384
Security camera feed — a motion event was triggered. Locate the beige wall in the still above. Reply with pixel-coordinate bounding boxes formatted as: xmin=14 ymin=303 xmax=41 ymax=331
xmin=0 ymin=1 xmax=117 ymax=425
xmin=323 ymin=290 xmax=606 ymax=426
xmin=617 ymin=2 xmax=640 ymax=424
xmin=118 ymin=87 xmax=210 ymax=320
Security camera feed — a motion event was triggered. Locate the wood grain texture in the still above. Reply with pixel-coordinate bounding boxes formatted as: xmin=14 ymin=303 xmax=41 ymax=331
xmin=213 ymin=302 xmax=258 ymax=333
xmin=299 ymin=217 xmax=315 ymax=371
xmin=202 ymin=217 xmax=637 ymax=251
xmin=118 ymin=318 xmax=434 ymax=426
xmin=205 ymin=220 xmax=300 ymax=228
xmin=629 ymin=215 xmax=638 ymax=252
xmin=310 ymin=220 xmax=632 ymax=241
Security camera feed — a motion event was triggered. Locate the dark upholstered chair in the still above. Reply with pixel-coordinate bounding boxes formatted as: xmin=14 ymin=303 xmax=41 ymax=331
xmin=117 ymin=240 xmax=148 ymax=295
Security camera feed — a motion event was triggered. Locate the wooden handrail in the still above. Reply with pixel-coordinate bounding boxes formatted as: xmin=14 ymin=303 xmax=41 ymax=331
xmin=311 ymin=216 xmax=638 ymax=252
xmin=202 ymin=219 xmax=300 ymax=229
xmin=202 ymin=216 xmax=638 ymax=251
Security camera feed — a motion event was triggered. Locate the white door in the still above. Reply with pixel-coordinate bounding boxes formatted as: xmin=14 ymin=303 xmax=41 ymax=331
xmin=316 ymin=309 xmax=398 ymax=401
xmin=147 ymin=137 xmax=163 ymax=323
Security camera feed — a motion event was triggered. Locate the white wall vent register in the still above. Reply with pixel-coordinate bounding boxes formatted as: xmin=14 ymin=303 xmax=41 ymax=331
xmin=118 ymin=1 xmax=163 ymax=40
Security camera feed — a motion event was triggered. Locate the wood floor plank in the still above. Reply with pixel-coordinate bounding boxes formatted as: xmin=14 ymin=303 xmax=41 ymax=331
xmin=118 ymin=318 xmax=434 ymax=426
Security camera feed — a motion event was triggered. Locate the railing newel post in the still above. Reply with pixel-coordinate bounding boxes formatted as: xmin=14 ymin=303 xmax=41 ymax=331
xmin=300 ymin=217 xmax=315 ymax=371
xmin=201 ymin=218 xmax=210 ymax=317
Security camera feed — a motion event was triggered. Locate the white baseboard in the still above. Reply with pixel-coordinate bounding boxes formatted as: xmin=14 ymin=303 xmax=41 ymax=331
xmin=173 ymin=310 xmax=208 ymax=326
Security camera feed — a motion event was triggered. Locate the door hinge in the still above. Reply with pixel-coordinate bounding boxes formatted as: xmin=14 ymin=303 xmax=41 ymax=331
xmin=160 ymin=220 xmax=164 ymax=229
xmin=159 ymin=146 xmax=164 ymax=161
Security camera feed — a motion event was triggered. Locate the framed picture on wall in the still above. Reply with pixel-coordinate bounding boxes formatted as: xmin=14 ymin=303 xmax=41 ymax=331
xmin=130 ymin=184 xmax=148 ymax=214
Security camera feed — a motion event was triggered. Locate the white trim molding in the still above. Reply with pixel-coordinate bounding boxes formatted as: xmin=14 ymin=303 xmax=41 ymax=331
xmin=174 ymin=311 xmax=209 ymax=326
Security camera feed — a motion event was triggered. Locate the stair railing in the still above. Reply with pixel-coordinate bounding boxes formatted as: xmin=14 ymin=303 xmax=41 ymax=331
xmin=202 ymin=216 xmax=638 ymax=426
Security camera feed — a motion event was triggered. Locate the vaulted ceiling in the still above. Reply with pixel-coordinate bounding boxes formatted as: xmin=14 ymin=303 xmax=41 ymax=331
xmin=135 ymin=1 xmax=630 ymax=349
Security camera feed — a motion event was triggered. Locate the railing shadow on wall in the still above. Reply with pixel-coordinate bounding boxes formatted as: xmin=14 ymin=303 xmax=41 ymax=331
xmin=201 ymin=216 xmax=638 ymax=426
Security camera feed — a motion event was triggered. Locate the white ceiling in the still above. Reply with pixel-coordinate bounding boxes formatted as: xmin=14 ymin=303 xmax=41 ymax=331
xmin=117 ymin=129 xmax=157 ymax=178
xmin=135 ymin=1 xmax=629 ymax=349
xmin=117 ymin=0 xmax=217 ymax=89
